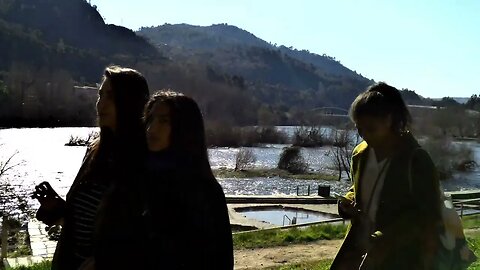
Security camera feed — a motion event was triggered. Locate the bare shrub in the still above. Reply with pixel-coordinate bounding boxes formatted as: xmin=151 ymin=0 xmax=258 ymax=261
xmin=206 ymin=124 xmax=289 ymax=147
xmin=65 ymin=131 xmax=98 ymax=146
xmin=235 ymin=148 xmax=257 ymax=171
xmin=327 ymin=129 xmax=358 ymax=181
xmin=292 ymin=126 xmax=325 ymax=147
xmin=240 ymin=127 xmax=289 ymax=146
xmin=278 ymin=146 xmax=308 ymax=174
xmin=332 ymin=129 xmax=350 ymax=148
xmin=255 ymin=126 xmax=289 ymax=145
xmin=0 ymin=146 xmax=30 ymax=260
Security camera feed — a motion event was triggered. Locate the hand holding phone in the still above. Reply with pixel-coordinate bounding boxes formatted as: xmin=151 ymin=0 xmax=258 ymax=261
xmin=32 ymin=181 xmax=66 ymax=226
xmin=336 ymin=193 xmax=361 ymax=218
xmin=32 ymin=181 xmax=61 ymax=201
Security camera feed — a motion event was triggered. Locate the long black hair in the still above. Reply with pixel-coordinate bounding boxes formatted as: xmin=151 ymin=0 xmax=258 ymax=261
xmin=144 ymin=90 xmax=216 ymax=182
xmin=349 ymin=82 xmax=412 ymax=133
xmin=86 ymin=66 xmax=149 ymax=180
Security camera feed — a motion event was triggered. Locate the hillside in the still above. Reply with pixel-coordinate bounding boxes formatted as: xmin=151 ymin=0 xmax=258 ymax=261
xmin=138 ymin=24 xmax=373 ymax=110
xmin=0 ymin=0 xmax=162 ymax=81
xmin=0 ymin=0 xmax=259 ymax=127
xmin=0 ymin=2 xmax=426 ymax=127
xmin=140 ymin=23 xmax=270 ymax=50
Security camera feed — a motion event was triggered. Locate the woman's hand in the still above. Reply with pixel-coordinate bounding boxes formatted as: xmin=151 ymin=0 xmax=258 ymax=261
xmin=33 ymin=182 xmax=66 ymax=226
xmin=33 ymin=182 xmax=60 ymax=200
xmin=37 ymin=196 xmax=64 ymax=210
xmin=35 ymin=198 xmax=66 ymax=226
xmin=338 ymin=196 xmax=360 ymax=219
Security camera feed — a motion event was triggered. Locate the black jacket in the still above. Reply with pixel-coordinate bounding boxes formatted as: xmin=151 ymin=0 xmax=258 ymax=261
xmin=51 ymin=146 xmax=116 ymax=270
xmin=94 ymin=151 xmax=234 ymax=270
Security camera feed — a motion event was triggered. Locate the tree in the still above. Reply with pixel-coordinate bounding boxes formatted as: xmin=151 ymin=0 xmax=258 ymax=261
xmin=50 ymin=69 xmax=75 ymax=121
xmin=0 ymin=81 xmax=10 ymax=117
xmin=0 ymin=147 xmax=29 ymax=262
xmin=5 ymin=62 xmax=36 ymax=120
xmin=466 ymin=94 xmax=480 ymax=111
xmin=257 ymin=106 xmax=279 ymax=126
xmin=328 ymin=129 xmax=358 ymax=181
xmin=292 ymin=126 xmax=325 ymax=147
xmin=432 ymin=107 xmax=469 ymax=137
xmin=56 ymin=38 xmax=66 ymax=53
xmin=432 ymin=97 xmax=460 ymax=108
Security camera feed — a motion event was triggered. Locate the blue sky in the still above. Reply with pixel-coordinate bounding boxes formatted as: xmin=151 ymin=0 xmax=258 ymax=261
xmin=90 ymin=0 xmax=479 ymax=98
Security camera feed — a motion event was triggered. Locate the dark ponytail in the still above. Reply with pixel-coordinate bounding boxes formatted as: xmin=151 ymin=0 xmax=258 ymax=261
xmin=349 ymin=82 xmax=412 ymax=133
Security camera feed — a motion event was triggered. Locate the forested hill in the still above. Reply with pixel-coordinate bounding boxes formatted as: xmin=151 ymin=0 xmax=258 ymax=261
xmin=0 ymin=1 xmax=427 ymax=127
xmin=139 ymin=23 xmax=374 ymax=109
xmin=0 ymin=1 xmax=262 ymax=126
xmin=0 ymin=0 xmax=162 ymax=81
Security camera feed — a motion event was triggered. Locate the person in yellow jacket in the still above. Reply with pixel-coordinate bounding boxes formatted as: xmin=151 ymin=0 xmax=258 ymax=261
xmin=331 ymin=82 xmax=442 ymax=270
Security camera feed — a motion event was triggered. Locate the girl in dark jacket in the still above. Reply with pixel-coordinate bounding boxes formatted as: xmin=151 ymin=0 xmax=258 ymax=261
xmin=142 ymin=90 xmax=234 ymax=269
xmin=331 ymin=82 xmax=442 ymax=270
xmin=34 ymin=66 xmax=149 ymax=270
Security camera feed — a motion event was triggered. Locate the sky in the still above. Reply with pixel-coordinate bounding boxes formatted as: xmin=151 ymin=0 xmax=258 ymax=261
xmin=89 ymin=0 xmax=479 ymax=98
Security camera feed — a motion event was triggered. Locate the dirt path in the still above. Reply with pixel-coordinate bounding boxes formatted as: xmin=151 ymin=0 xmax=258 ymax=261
xmin=234 ymin=240 xmax=342 ymax=270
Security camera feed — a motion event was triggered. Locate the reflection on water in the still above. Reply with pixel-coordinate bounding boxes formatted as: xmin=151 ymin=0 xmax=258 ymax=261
xmin=220 ymin=177 xmax=351 ymax=196
xmin=208 ymin=145 xmax=334 ymax=172
xmin=1 ymin=128 xmax=480 ymax=199
xmin=237 ymin=206 xmax=338 ymax=226
xmin=0 ymin=128 xmax=340 ymax=197
xmin=443 ymin=141 xmax=480 ymax=192
xmin=0 ymin=128 xmax=98 ymax=197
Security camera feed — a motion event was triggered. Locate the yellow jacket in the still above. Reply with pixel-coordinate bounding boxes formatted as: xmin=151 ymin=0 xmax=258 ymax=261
xmin=331 ymin=133 xmax=441 ymax=270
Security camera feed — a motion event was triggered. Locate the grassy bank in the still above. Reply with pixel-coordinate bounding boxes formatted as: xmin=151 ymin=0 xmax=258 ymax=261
xmin=263 ymin=260 xmax=333 ymax=270
xmin=214 ymin=168 xmax=338 ymax=181
xmin=269 ymin=230 xmax=480 ymax=270
xmin=10 ymin=261 xmax=51 ymax=270
xmin=233 ymin=223 xmax=347 ymax=250
xmin=8 ymin=231 xmax=32 ymax=258
xmin=463 ymin=215 xmax=480 ymax=230
xmin=262 ymin=215 xmax=480 ymax=270
xmin=12 ymin=216 xmax=480 ymax=270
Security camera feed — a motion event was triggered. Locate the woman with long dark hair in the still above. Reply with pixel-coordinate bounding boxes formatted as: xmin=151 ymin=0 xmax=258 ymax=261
xmin=141 ymin=90 xmax=234 ymax=269
xmin=331 ymin=82 xmax=442 ymax=269
xmin=33 ymin=66 xmax=149 ymax=270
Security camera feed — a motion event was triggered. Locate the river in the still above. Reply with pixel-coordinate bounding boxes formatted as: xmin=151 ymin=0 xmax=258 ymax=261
xmin=0 ymin=128 xmax=479 ymax=201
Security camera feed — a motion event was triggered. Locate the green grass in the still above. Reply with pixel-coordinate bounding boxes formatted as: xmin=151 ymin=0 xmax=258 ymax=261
xmin=8 ymin=231 xmax=32 ymax=258
xmin=463 ymin=215 xmax=480 ymax=230
xmin=263 ymin=260 xmax=333 ymax=270
xmin=233 ymin=223 xmax=347 ymax=250
xmin=14 ymin=216 xmax=480 ymax=270
xmin=214 ymin=168 xmax=338 ymax=181
xmin=10 ymin=229 xmax=480 ymax=270
xmin=9 ymin=261 xmax=51 ymax=270
xmin=262 ymin=220 xmax=480 ymax=270
xmin=465 ymin=228 xmax=480 ymax=270
xmin=462 ymin=214 xmax=480 ymax=268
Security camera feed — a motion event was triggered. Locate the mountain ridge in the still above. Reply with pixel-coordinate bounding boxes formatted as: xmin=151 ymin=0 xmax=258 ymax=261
xmin=0 ymin=1 xmax=427 ymax=126
xmin=138 ymin=23 xmax=374 ymax=110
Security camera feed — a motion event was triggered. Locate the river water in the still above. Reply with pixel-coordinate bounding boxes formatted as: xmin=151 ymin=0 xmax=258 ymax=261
xmin=0 ymin=128 xmax=479 ymax=200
